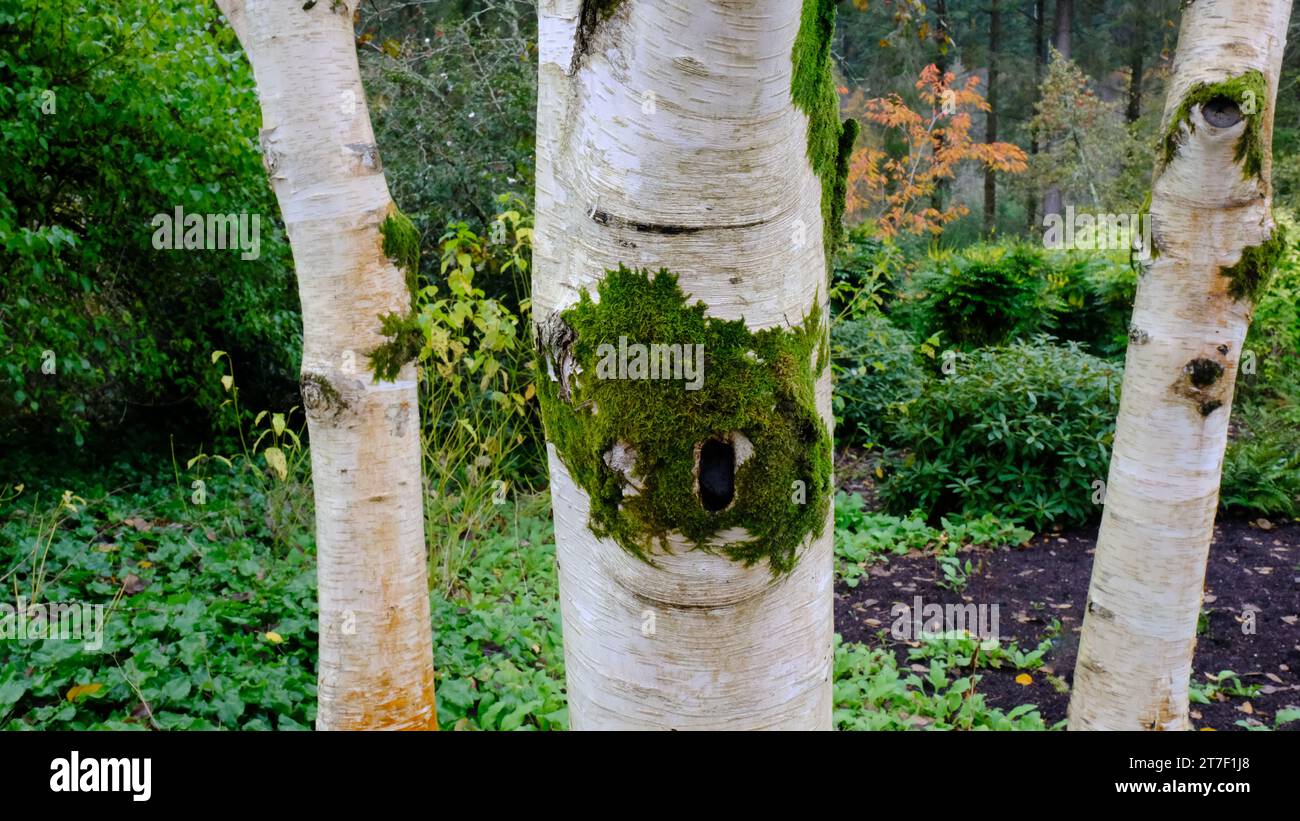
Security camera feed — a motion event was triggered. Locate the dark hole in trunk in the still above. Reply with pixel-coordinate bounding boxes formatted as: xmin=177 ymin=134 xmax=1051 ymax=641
xmin=698 ymin=439 xmax=735 ymax=512
xmin=1202 ymin=96 xmax=1244 ymax=128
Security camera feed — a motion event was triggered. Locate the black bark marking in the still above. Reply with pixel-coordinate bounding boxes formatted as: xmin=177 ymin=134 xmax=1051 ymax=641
xmin=1185 ymin=358 xmax=1224 ymax=388
xmin=589 ymin=207 xmax=767 ymax=235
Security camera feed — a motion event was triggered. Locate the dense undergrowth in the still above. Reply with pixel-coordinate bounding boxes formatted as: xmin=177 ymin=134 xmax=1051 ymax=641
xmin=1 ymin=469 xmax=1054 ymax=731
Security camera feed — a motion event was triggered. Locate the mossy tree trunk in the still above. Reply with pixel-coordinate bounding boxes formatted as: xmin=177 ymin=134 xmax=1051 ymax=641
xmin=534 ymin=0 xmax=852 ymax=729
xmin=216 ymin=0 xmax=437 ymax=730
xmin=1068 ymin=0 xmax=1292 ymax=731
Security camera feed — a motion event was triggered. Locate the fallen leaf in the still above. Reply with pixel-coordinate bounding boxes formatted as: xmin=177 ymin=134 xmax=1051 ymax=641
xmin=66 ymin=683 xmax=103 ymax=702
xmin=264 ymin=631 xmax=284 ymax=644
xmin=121 ymin=574 xmax=147 ymax=595
xmin=123 ymin=517 xmax=151 ymax=532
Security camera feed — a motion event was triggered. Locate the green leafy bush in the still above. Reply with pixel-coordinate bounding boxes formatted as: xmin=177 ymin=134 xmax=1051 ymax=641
xmin=1220 ymin=410 xmax=1300 ymax=518
xmin=895 ymin=244 xmax=1050 ymax=349
xmin=830 ymin=226 xmax=905 ymax=313
xmin=0 ymin=1 xmax=299 ymax=444
xmin=831 ymin=312 xmax=923 ymax=445
xmin=894 ymin=242 xmax=1136 ymax=358
xmin=1042 ymin=250 xmax=1137 ymax=358
xmin=880 ymin=339 xmax=1122 ymax=530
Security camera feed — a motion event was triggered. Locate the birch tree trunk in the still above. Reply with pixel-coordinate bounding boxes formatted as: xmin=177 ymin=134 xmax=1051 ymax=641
xmin=1068 ymin=0 xmax=1292 ymax=731
xmin=534 ymin=0 xmax=852 ymax=729
xmin=216 ymin=0 xmax=437 ymax=730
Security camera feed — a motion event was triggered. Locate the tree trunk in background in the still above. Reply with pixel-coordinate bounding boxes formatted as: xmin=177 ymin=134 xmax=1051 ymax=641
xmin=1052 ymin=0 xmax=1072 ymax=59
xmin=1068 ymin=0 xmax=1292 ymax=731
xmin=931 ymin=0 xmax=952 ymax=216
xmin=1027 ymin=0 xmax=1045 ymax=233
xmin=534 ymin=0 xmax=841 ymax=729
xmin=933 ymin=0 xmax=951 ymax=72
xmin=983 ymin=0 xmax=1000 ymax=234
xmin=216 ymin=0 xmax=437 ymax=730
xmin=1126 ymin=34 xmax=1145 ymax=123
xmin=1041 ymin=0 xmax=1072 ymax=219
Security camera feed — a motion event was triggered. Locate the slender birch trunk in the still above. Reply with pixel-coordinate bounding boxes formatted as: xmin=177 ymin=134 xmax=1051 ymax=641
xmin=1068 ymin=0 xmax=1292 ymax=731
xmin=216 ymin=0 xmax=437 ymax=730
xmin=534 ymin=0 xmax=851 ymax=729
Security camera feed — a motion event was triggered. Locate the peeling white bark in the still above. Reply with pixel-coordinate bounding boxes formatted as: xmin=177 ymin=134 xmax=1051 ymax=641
xmin=536 ymin=0 xmax=833 ymax=729
xmin=217 ymin=0 xmax=437 ymax=730
xmin=1068 ymin=0 xmax=1292 ymax=731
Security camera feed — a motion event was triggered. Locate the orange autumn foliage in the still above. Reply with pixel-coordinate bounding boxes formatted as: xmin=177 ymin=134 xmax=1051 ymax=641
xmin=846 ymin=64 xmax=1027 ymax=237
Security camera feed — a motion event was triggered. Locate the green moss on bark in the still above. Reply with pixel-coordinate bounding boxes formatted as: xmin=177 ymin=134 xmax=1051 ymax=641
xmin=536 ymin=266 xmax=832 ymax=574
xmin=1220 ymin=224 xmax=1288 ymax=302
xmin=366 ymin=207 xmax=424 ymax=382
xmin=380 ymin=208 xmax=421 ymax=301
xmin=792 ymin=0 xmax=858 ymax=257
xmin=1161 ymin=70 xmax=1268 ymax=181
xmin=366 ymin=311 xmax=423 ymax=382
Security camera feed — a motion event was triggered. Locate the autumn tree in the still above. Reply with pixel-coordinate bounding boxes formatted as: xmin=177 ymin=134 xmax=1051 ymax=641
xmin=845 ymin=64 xmax=1026 ymax=237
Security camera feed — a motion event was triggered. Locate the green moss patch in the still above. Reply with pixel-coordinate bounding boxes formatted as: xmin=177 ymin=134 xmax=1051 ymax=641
xmin=792 ymin=0 xmax=858 ymax=257
xmin=380 ymin=207 xmax=421 ymax=301
xmin=366 ymin=311 xmax=423 ymax=382
xmin=536 ymin=266 xmax=831 ymax=574
xmin=1161 ymin=70 xmax=1267 ymax=181
xmin=366 ymin=207 xmax=424 ymax=382
xmin=1220 ymin=223 xmax=1288 ymax=303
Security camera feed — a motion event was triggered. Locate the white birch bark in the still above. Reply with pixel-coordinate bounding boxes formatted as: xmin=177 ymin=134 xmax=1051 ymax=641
xmin=535 ymin=0 xmax=834 ymax=729
xmin=1068 ymin=0 xmax=1292 ymax=731
xmin=216 ymin=0 xmax=437 ymax=730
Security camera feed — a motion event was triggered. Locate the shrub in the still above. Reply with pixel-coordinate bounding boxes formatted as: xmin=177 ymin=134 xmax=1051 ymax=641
xmin=403 ymin=200 xmax=541 ymax=590
xmin=0 ymin=1 xmax=299 ymax=444
xmin=1220 ymin=408 xmax=1300 ymax=518
xmin=880 ymin=338 xmax=1122 ymax=530
xmin=830 ymin=226 xmax=905 ymax=314
xmin=893 ymin=241 xmax=1136 ymax=358
xmin=831 ymin=312 xmax=923 ymax=445
xmin=895 ymin=244 xmax=1051 ymax=349
xmin=1042 ymin=250 xmax=1136 ymax=359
